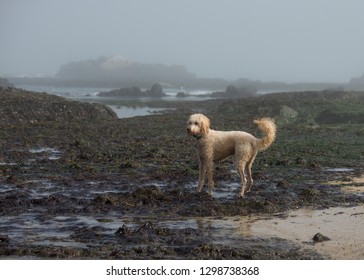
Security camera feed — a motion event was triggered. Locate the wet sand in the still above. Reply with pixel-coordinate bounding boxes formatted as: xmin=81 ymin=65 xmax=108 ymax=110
xmin=250 ymin=174 xmax=364 ymax=259
xmin=251 ymin=204 xmax=364 ymax=259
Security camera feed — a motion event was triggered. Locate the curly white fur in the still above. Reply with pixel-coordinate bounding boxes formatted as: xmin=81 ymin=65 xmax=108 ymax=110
xmin=187 ymin=113 xmax=276 ymax=197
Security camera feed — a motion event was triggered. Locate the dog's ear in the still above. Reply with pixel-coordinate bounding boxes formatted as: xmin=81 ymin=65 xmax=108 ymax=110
xmin=200 ymin=115 xmax=210 ymax=135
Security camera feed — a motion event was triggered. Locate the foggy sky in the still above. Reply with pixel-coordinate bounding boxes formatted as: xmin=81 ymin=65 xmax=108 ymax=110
xmin=1 ymin=0 xmax=364 ymax=83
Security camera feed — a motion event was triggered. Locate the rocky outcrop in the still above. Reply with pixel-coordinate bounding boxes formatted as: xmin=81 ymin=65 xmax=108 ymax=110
xmin=211 ymin=85 xmax=257 ymax=98
xmin=0 ymin=88 xmax=117 ymax=125
xmin=148 ymin=83 xmax=164 ymax=97
xmin=280 ymin=105 xmax=298 ymax=120
xmin=98 ymin=83 xmax=165 ymax=98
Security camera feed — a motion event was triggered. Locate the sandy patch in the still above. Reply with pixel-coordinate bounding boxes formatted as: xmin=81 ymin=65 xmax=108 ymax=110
xmin=343 ymin=175 xmax=364 ymax=194
xmin=326 ymin=174 xmax=364 ymax=195
xmin=250 ymin=205 xmax=364 ymax=259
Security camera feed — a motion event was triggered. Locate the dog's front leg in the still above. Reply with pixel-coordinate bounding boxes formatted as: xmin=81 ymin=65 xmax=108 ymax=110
xmin=197 ymin=158 xmax=207 ymax=192
xmin=206 ymin=160 xmax=214 ymax=196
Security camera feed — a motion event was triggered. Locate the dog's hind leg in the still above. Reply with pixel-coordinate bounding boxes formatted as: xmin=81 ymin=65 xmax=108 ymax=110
xmin=245 ymin=153 xmax=257 ymax=193
xmin=236 ymin=160 xmax=247 ymax=198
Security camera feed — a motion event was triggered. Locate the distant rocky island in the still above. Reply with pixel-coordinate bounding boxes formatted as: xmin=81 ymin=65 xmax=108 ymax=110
xmin=55 ymin=55 xmax=197 ymax=87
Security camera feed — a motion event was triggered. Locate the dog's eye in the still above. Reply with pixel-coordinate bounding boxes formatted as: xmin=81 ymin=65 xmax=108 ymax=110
xmin=194 ymin=122 xmax=198 ymax=125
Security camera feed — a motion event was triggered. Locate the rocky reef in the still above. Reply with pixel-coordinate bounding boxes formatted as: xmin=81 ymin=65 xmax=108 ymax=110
xmin=0 ymin=88 xmax=117 ymax=125
xmin=0 ymin=89 xmax=363 ymax=259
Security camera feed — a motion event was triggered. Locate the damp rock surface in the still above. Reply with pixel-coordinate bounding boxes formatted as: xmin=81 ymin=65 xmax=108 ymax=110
xmin=0 ymin=89 xmax=363 ymax=259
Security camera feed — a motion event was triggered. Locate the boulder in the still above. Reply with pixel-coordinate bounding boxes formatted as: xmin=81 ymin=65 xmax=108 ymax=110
xmin=149 ymin=83 xmax=164 ymax=98
xmin=280 ymin=105 xmax=298 ymax=120
xmin=211 ymin=85 xmax=257 ymax=98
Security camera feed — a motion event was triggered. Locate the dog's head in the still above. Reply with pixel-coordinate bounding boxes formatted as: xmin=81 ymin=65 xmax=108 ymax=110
xmin=187 ymin=113 xmax=210 ymax=138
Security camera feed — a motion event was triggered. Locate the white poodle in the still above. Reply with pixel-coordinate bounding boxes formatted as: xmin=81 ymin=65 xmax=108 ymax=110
xmin=187 ymin=113 xmax=276 ymax=197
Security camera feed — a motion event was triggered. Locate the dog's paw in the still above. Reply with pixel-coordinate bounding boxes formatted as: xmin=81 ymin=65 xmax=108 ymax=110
xmin=237 ymin=191 xmax=245 ymax=198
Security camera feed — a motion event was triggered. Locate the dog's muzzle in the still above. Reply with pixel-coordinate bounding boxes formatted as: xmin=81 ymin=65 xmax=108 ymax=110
xmin=187 ymin=128 xmax=202 ymax=140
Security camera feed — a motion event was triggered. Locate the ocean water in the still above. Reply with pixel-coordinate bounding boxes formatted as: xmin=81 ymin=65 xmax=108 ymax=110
xmin=16 ymin=84 xmax=215 ymax=99
xmin=16 ymin=85 xmax=281 ymax=118
xmin=15 ymin=84 xmax=109 ymax=97
xmin=16 ymin=85 xmax=218 ymax=118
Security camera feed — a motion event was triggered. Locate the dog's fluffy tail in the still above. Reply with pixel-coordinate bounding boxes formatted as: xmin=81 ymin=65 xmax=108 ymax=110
xmin=254 ymin=118 xmax=276 ymax=151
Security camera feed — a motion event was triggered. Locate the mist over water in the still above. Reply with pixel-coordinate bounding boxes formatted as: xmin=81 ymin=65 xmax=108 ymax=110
xmin=1 ymin=0 xmax=364 ymax=84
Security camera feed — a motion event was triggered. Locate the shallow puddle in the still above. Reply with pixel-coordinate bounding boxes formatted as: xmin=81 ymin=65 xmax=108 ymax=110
xmin=5 ymin=205 xmax=363 ymax=259
xmin=327 ymin=174 xmax=364 ymax=196
xmin=108 ymin=105 xmax=168 ymax=118
xmin=1 ymin=168 xmax=363 ymax=259
xmin=0 ymin=210 xmax=266 ymax=253
xmin=29 ymin=147 xmax=62 ymax=160
xmin=325 ymin=168 xmax=354 ymax=172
